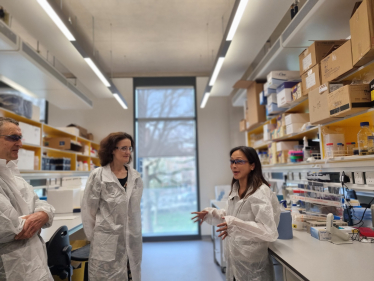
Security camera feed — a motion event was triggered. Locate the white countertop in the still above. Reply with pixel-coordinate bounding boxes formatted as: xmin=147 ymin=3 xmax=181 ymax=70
xmin=269 ymin=230 xmax=374 ymax=281
xmin=41 ymin=213 xmax=83 ymax=242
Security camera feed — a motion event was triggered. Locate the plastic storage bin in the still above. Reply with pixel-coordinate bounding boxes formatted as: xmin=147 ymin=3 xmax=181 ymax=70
xmin=326 ymin=143 xmax=334 ymax=158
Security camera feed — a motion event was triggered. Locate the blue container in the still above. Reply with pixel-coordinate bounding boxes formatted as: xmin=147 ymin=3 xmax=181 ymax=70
xmin=277 ymin=211 xmax=293 ymax=239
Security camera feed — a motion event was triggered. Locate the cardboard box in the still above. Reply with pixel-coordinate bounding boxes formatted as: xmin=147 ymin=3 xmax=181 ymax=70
xmin=18 ymin=122 xmax=41 ymax=146
xmin=87 ymin=133 xmax=94 ymax=141
xmin=44 ymin=137 xmax=83 ymax=152
xmin=310 ymin=227 xmax=331 ymax=241
xmin=286 ymin=123 xmax=304 ymax=135
xmin=240 ymin=119 xmax=246 ymax=132
xmin=285 ymin=113 xmax=310 ymax=126
xmin=267 ymin=93 xmax=278 ymax=105
xmin=268 ymin=142 xmax=278 ymax=165
xmin=17 ymin=149 xmax=35 ymax=170
xmin=276 ymin=141 xmax=299 ymax=152
xmin=299 ymin=40 xmax=347 ymax=75
xmin=350 ymin=0 xmax=374 ymax=66
xmin=263 ymin=123 xmax=276 ymax=141
xmin=246 ymin=83 xmax=266 ymax=128
xmin=320 ymin=40 xmax=355 ymax=84
xmin=67 ymin=124 xmax=88 ymax=138
xmin=301 ymin=64 xmax=321 ymax=95
xmin=277 ymin=150 xmax=289 ymax=164
xmin=328 ymin=84 xmax=371 ymax=117
xmin=274 ymin=126 xmax=286 ymax=139
xmin=277 ymin=113 xmax=286 ymax=129
xmin=58 ymin=127 xmax=80 ymax=137
xmin=31 ymin=104 xmax=40 ymax=122
xmin=309 ymin=83 xmax=344 ymax=125
xmin=277 ymin=82 xmax=300 ymax=108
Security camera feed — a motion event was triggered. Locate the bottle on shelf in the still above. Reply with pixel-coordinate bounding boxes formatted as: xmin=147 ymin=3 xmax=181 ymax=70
xmin=83 ymin=161 xmax=89 ymax=171
xmin=302 ymin=136 xmax=310 ymax=161
xmin=368 ymin=136 xmax=374 ymax=155
xmin=357 ymin=122 xmax=374 ymax=156
xmin=77 ymin=161 xmax=83 ymax=171
xmin=326 ymin=143 xmax=334 ymax=158
xmin=346 ymin=142 xmax=355 ymax=156
xmin=336 ymin=143 xmax=344 ymax=156
xmin=90 ymin=160 xmax=95 ymax=171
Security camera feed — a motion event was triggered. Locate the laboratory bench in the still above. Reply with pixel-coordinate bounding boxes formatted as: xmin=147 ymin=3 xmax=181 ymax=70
xmin=41 ymin=213 xmax=83 ymax=242
xmin=210 ymin=200 xmax=374 ymax=281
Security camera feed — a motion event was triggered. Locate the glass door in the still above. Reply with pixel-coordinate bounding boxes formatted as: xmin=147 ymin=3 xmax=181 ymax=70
xmin=134 ymin=77 xmax=200 ymax=240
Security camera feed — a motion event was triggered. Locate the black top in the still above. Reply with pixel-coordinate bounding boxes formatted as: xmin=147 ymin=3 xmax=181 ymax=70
xmin=118 ymin=177 xmax=128 ymax=189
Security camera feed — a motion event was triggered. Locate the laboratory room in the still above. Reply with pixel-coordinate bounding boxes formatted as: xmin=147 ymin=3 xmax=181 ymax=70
xmin=2 ymin=0 xmax=374 ymax=281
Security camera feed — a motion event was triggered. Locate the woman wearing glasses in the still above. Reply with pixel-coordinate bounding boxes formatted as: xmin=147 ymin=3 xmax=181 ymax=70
xmin=192 ymin=146 xmax=280 ymax=281
xmin=82 ymin=132 xmax=143 ymax=281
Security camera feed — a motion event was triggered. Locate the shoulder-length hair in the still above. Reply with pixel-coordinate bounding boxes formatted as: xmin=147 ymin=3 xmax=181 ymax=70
xmin=99 ymin=132 xmax=135 ymax=166
xmin=230 ymin=146 xmax=270 ymax=199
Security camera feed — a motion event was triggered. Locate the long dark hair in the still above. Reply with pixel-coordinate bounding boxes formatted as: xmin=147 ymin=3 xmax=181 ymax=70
xmin=230 ymin=146 xmax=269 ymax=199
xmin=99 ymin=132 xmax=135 ymax=166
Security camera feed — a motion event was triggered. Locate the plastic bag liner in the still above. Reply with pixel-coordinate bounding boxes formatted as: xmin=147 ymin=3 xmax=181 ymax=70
xmin=0 ymin=94 xmax=24 ymax=116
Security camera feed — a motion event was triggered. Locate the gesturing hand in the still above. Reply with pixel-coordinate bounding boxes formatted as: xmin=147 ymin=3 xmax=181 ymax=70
xmin=191 ymin=211 xmax=208 ymax=225
xmin=15 ymin=212 xmax=49 ymax=240
xmin=216 ymin=217 xmax=228 ymax=240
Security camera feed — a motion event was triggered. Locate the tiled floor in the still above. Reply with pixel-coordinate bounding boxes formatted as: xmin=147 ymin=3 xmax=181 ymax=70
xmin=142 ymin=236 xmax=226 ymax=281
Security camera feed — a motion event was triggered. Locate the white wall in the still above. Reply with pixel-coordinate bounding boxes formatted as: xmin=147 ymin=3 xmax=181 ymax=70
xmin=48 ymin=78 xmax=134 ymax=143
xmin=196 ymin=77 xmax=235 ymax=235
xmin=49 ymin=77 xmax=241 ymax=236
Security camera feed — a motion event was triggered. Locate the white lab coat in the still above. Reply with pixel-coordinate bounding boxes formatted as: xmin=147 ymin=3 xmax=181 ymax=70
xmin=0 ymin=159 xmax=55 ymax=281
xmin=81 ymin=164 xmax=143 ymax=281
xmin=204 ymin=183 xmax=280 ymax=281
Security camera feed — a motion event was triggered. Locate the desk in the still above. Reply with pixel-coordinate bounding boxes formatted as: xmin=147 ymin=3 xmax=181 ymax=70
xmin=41 ymin=213 xmax=83 ymax=242
xmin=269 ymin=231 xmax=374 ymax=281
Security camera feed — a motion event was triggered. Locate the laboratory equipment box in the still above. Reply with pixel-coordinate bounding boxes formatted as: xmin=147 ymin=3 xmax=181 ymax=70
xmin=285 ymin=114 xmax=309 ymax=126
xmin=267 ymin=71 xmax=300 ymax=89
xmin=19 ymin=122 xmax=41 ymax=146
xmin=301 ymin=64 xmax=321 ymax=95
xmin=277 ymin=82 xmax=300 ymax=108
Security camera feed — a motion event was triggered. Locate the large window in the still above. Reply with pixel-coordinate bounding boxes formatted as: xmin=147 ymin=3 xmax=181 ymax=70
xmin=134 ymin=77 xmax=200 ymax=240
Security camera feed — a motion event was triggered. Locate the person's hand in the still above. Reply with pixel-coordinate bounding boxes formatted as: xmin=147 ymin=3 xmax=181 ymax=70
xmin=217 ymin=217 xmax=228 ymax=240
xmin=191 ymin=211 xmax=208 ymax=225
xmin=15 ymin=212 xmax=49 ymax=240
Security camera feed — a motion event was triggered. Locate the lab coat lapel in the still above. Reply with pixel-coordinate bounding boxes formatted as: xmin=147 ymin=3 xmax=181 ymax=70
xmin=0 ymin=159 xmax=30 ymax=215
xmin=124 ymin=164 xmax=139 ymax=200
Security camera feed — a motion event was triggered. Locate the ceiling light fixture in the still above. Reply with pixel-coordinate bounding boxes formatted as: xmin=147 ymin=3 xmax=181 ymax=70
xmin=226 ymin=0 xmax=249 ymax=41
xmin=209 ymin=57 xmax=225 ymax=86
xmin=200 ymin=92 xmax=210 ymax=108
xmin=113 ymin=93 xmax=128 ymax=109
xmin=37 ymin=0 xmax=76 ymax=41
xmin=84 ymin=58 xmax=111 ymax=87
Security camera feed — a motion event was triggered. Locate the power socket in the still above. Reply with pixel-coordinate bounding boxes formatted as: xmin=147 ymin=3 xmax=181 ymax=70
xmin=353 ymin=172 xmax=365 ymax=185
xmin=365 ymin=172 xmax=374 ymax=185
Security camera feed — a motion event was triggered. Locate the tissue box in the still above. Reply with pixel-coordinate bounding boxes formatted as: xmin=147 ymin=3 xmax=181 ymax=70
xmin=267 ymin=93 xmax=278 ymax=105
xmin=286 ymin=123 xmax=304 ymax=135
xmin=277 ymin=82 xmax=300 ymax=108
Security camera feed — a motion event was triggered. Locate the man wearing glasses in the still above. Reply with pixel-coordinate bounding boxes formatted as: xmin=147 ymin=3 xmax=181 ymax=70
xmin=0 ymin=117 xmax=55 ymax=281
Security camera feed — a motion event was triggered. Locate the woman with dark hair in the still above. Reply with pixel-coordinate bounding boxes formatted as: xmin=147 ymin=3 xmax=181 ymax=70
xmin=81 ymin=132 xmax=143 ymax=281
xmin=192 ymin=146 xmax=280 ymax=281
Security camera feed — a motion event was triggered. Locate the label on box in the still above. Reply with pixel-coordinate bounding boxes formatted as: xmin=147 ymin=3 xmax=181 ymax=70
xmin=319 ymin=84 xmax=328 ymax=93
xmin=306 ymin=73 xmax=316 ymax=90
xmin=303 ymin=53 xmax=312 ymax=71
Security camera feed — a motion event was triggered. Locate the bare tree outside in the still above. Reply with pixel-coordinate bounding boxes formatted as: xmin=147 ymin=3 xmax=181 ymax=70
xmin=135 ymin=86 xmax=198 ymax=237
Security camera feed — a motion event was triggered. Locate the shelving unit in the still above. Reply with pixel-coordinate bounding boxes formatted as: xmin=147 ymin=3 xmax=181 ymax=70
xmin=0 ymin=107 xmax=100 ymax=173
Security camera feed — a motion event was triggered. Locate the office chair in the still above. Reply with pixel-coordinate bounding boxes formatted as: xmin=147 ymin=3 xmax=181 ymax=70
xmin=47 ymin=225 xmax=73 ymax=281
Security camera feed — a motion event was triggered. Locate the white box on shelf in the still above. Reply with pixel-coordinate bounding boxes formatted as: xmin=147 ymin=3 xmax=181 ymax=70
xmin=57 ymin=127 xmax=80 ymax=137
xmin=286 ymin=123 xmax=304 ymax=135
xmin=19 ymin=122 xmax=41 ymax=146
xmin=267 ymin=71 xmax=300 ymax=89
xmin=267 ymin=93 xmax=278 ymax=105
xmin=31 ymin=104 xmax=40 ymax=122
xmin=276 ymin=141 xmax=299 ymax=152
xmin=276 ymin=82 xmax=300 ymax=108
xmin=285 ymin=114 xmax=310 ymax=126
xmin=263 ymin=123 xmax=276 ymax=141
xmin=47 ymin=188 xmax=81 ymax=213
xmin=17 ymin=149 xmax=35 ymax=170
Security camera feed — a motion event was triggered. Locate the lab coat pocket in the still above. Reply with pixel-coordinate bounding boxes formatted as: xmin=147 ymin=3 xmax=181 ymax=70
xmin=91 ymin=232 xmax=119 ymax=262
xmin=1 ymin=243 xmax=48 ymax=281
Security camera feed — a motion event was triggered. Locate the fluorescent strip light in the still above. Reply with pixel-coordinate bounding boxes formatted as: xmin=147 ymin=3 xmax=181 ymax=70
xmin=84 ymin=58 xmax=111 ymax=87
xmin=113 ymin=93 xmax=128 ymax=109
xmin=209 ymin=57 xmax=225 ymax=86
xmin=200 ymin=92 xmax=210 ymax=108
xmin=226 ymin=0 xmax=249 ymax=41
xmin=37 ymin=0 xmax=76 ymax=41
